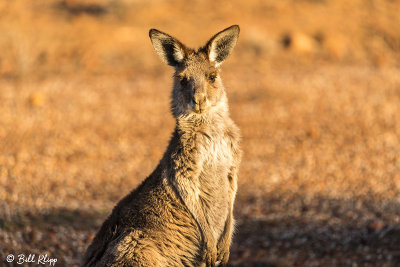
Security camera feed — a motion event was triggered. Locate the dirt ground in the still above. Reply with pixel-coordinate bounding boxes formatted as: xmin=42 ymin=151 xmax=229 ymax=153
xmin=1 ymin=0 xmax=400 ymax=266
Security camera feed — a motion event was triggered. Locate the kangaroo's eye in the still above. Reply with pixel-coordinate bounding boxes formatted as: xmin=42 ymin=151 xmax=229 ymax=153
xmin=208 ymin=74 xmax=216 ymax=83
xmin=180 ymin=77 xmax=188 ymax=87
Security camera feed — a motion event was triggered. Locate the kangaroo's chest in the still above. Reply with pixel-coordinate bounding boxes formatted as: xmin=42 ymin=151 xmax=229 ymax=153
xmin=200 ymin=132 xmax=234 ymax=185
xmin=206 ymin=135 xmax=233 ymax=166
xmin=198 ymin=134 xmax=235 ymax=238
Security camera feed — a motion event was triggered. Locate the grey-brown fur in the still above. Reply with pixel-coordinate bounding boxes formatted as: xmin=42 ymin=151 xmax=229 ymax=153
xmin=82 ymin=25 xmax=241 ymax=267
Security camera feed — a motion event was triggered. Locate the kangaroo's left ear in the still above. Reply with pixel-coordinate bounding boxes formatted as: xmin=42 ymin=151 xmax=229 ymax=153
xmin=205 ymin=25 xmax=240 ymax=67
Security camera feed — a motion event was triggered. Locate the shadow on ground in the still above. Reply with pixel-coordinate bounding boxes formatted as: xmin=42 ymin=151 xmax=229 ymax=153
xmin=1 ymin=196 xmax=400 ymax=266
xmin=1 ymin=209 xmax=107 ymax=231
xmin=230 ymin=195 xmax=400 ymax=266
xmin=0 ymin=209 xmax=108 ymax=266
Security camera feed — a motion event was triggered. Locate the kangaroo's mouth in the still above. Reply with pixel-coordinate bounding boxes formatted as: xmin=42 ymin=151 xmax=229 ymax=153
xmin=193 ymin=109 xmax=204 ymax=114
xmin=193 ymin=104 xmax=210 ymax=114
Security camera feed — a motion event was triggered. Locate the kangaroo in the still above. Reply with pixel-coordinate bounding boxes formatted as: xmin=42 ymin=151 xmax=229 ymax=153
xmin=82 ymin=25 xmax=241 ymax=267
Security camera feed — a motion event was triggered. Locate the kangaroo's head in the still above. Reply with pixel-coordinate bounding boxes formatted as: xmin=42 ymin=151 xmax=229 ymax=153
xmin=149 ymin=25 xmax=239 ymax=117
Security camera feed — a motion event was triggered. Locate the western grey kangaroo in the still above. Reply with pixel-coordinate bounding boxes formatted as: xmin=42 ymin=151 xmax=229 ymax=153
xmin=82 ymin=25 xmax=241 ymax=267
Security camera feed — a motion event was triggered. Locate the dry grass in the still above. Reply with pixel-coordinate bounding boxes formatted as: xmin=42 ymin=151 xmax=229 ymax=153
xmin=1 ymin=0 xmax=400 ymax=266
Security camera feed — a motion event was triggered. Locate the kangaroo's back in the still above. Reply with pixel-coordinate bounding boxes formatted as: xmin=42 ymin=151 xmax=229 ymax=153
xmin=82 ymin=25 xmax=241 ymax=267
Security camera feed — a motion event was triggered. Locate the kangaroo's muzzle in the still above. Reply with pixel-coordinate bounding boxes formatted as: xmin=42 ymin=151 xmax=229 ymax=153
xmin=192 ymin=93 xmax=208 ymax=113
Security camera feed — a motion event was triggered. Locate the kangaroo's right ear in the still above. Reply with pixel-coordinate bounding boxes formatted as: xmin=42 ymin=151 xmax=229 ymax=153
xmin=149 ymin=29 xmax=187 ymax=67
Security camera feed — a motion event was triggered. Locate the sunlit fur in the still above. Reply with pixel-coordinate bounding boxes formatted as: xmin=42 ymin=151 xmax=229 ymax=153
xmin=82 ymin=25 xmax=241 ymax=267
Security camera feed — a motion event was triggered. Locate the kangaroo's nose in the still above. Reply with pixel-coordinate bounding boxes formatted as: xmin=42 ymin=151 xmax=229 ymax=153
xmin=193 ymin=94 xmax=206 ymax=105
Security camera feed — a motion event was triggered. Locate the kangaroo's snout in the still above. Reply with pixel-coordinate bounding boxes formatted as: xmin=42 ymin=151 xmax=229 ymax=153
xmin=192 ymin=94 xmax=206 ymax=105
xmin=192 ymin=92 xmax=207 ymax=113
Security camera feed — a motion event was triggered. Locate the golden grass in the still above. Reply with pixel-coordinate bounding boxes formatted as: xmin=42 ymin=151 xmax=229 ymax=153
xmin=1 ymin=0 xmax=400 ymax=265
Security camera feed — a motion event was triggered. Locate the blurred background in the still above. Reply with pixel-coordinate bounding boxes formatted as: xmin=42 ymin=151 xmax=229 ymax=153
xmin=1 ymin=0 xmax=400 ymax=265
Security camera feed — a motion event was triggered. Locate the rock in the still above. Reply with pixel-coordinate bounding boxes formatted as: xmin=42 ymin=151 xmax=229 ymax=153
xmin=85 ymin=234 xmax=94 ymax=244
xmin=282 ymin=32 xmax=317 ymax=53
xmin=29 ymin=92 xmax=45 ymax=107
xmin=323 ymin=34 xmax=348 ymax=60
xmin=367 ymin=221 xmax=384 ymax=232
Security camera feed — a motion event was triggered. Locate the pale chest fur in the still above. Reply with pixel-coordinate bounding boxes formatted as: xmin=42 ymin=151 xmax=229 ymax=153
xmin=197 ymin=126 xmax=238 ymax=240
xmin=171 ymin=115 xmax=240 ymax=242
xmin=201 ymin=132 xmax=234 ymax=170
